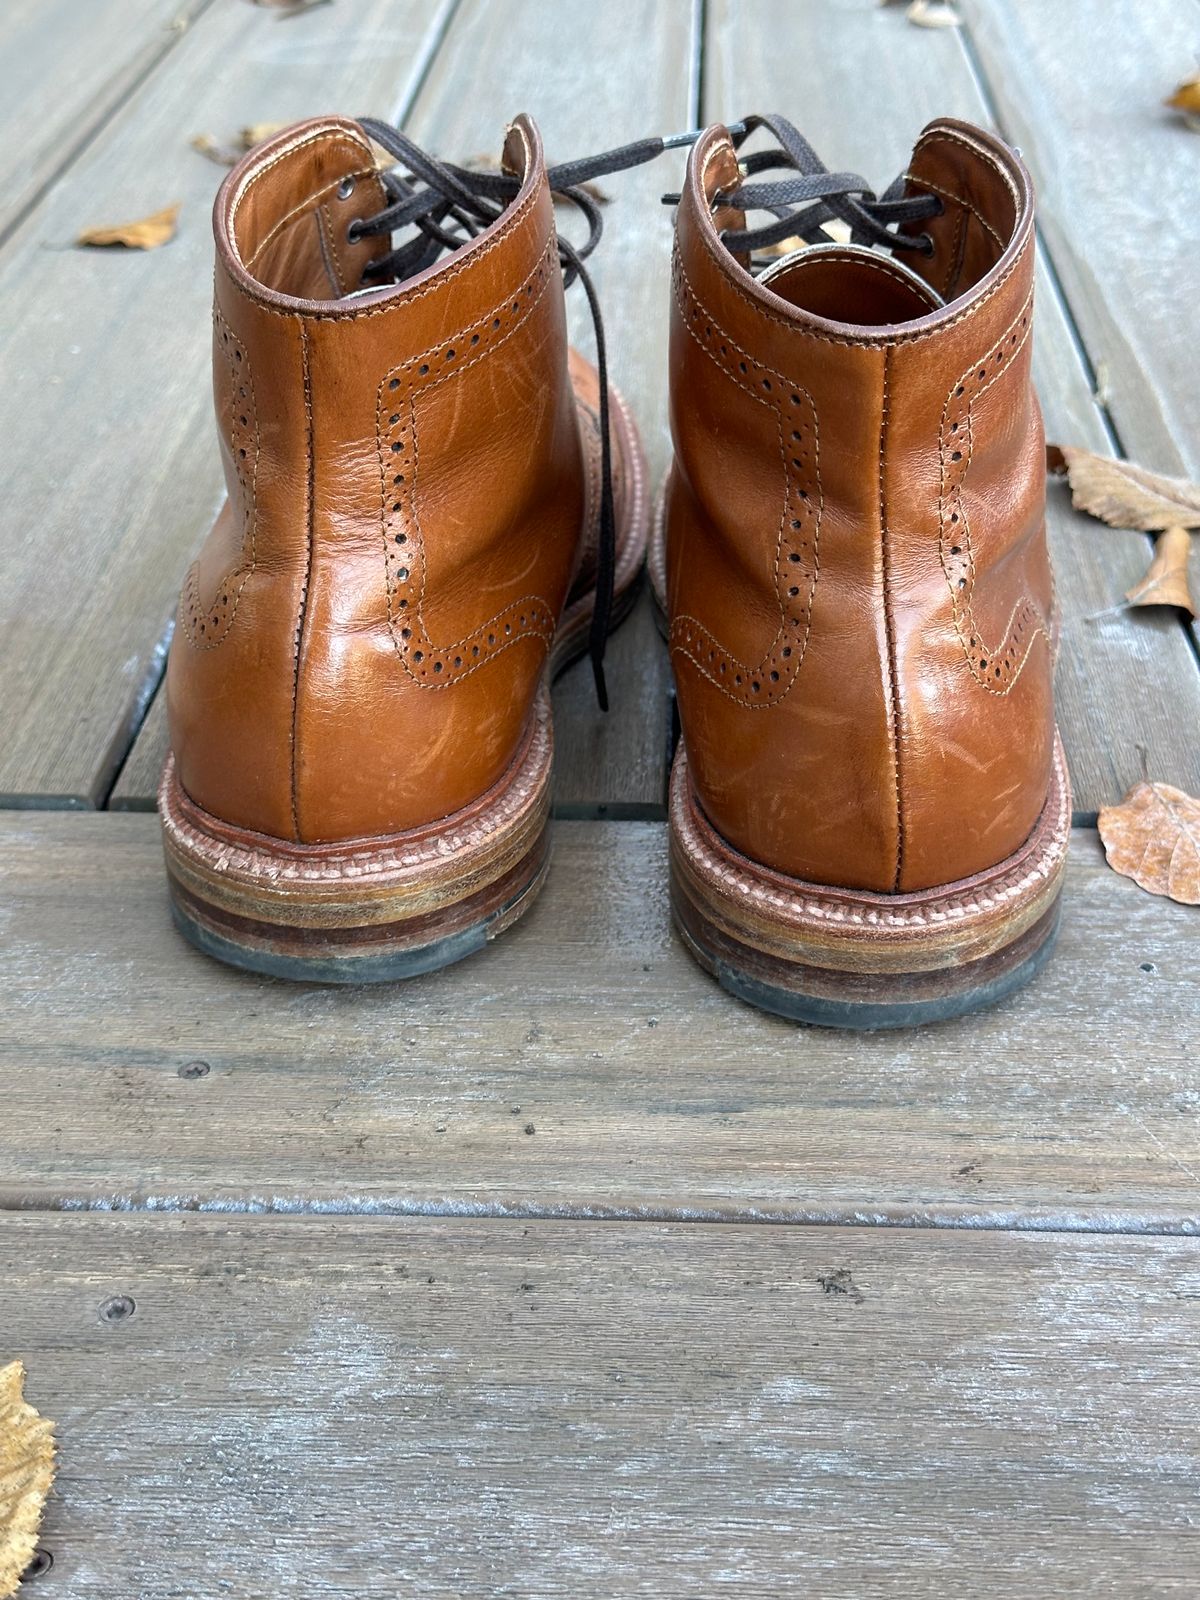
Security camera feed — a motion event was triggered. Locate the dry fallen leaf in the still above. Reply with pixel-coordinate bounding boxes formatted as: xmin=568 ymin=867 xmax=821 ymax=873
xmin=191 ymin=123 xmax=287 ymax=167
xmin=904 ymin=0 xmax=961 ymax=26
xmin=248 ymin=0 xmax=332 ymax=13
xmin=1099 ymin=782 xmax=1200 ymax=905
xmin=1048 ymin=445 xmax=1200 ymax=531
xmin=0 ymin=1362 xmax=56 ymax=1600
xmin=1166 ymin=71 xmax=1200 ymax=126
xmin=1125 ymin=525 xmax=1196 ymax=615
xmin=190 ymin=133 xmax=241 ymax=166
xmin=77 ymin=203 xmax=180 ymax=250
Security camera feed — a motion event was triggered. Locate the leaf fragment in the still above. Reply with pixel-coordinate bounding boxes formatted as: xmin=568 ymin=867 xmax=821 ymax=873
xmin=1047 ymin=444 xmax=1200 ymax=532
xmin=1099 ymin=782 xmax=1200 ymax=905
xmin=0 ymin=1362 xmax=56 ymax=1600
xmin=1166 ymin=71 xmax=1200 ymax=125
xmin=1125 ymin=526 xmax=1195 ymax=615
xmin=248 ymin=0 xmax=332 ymax=13
xmin=191 ymin=123 xmax=287 ymax=167
xmin=904 ymin=0 xmax=961 ymax=26
xmin=77 ymin=203 xmax=180 ymax=250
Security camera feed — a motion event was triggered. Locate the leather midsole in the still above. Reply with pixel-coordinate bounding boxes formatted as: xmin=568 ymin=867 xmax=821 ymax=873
xmin=161 ymin=690 xmax=553 ymax=930
xmin=670 ymin=732 xmax=1071 ymax=976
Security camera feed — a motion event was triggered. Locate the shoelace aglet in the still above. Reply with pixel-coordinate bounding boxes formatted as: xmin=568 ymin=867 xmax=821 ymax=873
xmin=661 ymin=120 xmax=747 ymax=150
xmin=591 ymin=656 xmax=610 ymax=714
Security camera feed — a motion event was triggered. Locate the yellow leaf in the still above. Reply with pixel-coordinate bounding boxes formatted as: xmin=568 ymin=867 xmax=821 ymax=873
xmin=241 ymin=121 xmax=287 ymax=149
xmin=1165 ymin=71 xmax=1200 ymax=116
xmin=1099 ymin=782 xmax=1200 ymax=906
xmin=77 ymin=203 xmax=180 ymax=250
xmin=191 ymin=124 xmax=286 ymax=167
xmin=1047 ymin=444 xmax=1200 ymax=531
xmin=1125 ymin=526 xmax=1196 ymax=615
xmin=0 ymin=1362 xmax=56 ymax=1600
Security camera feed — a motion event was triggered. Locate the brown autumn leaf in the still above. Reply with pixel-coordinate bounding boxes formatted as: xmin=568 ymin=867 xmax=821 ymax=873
xmin=1047 ymin=444 xmax=1200 ymax=531
xmin=1125 ymin=526 xmax=1196 ymax=615
xmin=77 ymin=203 xmax=180 ymax=250
xmin=0 ymin=1362 xmax=56 ymax=1600
xmin=1099 ymin=782 xmax=1200 ymax=905
xmin=1166 ymin=71 xmax=1200 ymax=126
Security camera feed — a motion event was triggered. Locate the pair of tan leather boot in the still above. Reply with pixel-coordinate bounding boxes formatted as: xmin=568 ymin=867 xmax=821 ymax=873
xmin=161 ymin=111 xmax=1068 ymax=1028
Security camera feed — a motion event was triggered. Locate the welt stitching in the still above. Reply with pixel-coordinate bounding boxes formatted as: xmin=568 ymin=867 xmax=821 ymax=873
xmin=676 ymin=740 xmax=1070 ymax=928
xmin=291 ymin=319 xmax=315 ymax=841
xmin=877 ymin=347 xmax=904 ymax=891
xmin=939 ymin=289 xmax=1052 ymax=697
xmin=690 ymin=201 xmax=1031 ymax=350
xmin=669 ymin=258 xmax=821 ymax=710
xmin=181 ymin=310 xmax=258 ymax=650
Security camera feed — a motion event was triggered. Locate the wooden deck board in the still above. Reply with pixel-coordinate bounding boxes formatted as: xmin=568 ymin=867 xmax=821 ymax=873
xmin=961 ymin=0 xmax=1200 ymax=480
xmin=3 ymin=812 xmax=1197 ymax=1227
xmin=705 ymin=0 xmax=1200 ymax=817
xmin=10 ymin=1212 xmax=1200 ymax=1598
xmin=0 ymin=0 xmax=459 ymax=808
xmin=0 ymin=0 xmax=212 ymax=244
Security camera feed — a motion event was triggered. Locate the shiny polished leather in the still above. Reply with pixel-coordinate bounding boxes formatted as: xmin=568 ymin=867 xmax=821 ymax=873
xmin=167 ymin=115 xmax=594 ymax=844
xmin=664 ymin=118 xmax=1055 ymax=894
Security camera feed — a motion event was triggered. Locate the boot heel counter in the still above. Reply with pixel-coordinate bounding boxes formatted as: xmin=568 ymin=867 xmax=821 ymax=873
xmin=166 ymin=277 xmax=310 ymax=842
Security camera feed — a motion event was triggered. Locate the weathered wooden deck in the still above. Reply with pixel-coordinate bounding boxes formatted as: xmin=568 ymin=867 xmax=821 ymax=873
xmin=1 ymin=1 xmax=1197 ymax=1593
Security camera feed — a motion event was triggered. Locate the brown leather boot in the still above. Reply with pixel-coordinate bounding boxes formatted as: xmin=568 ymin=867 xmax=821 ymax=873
xmin=657 ymin=116 xmax=1069 ymax=1027
xmin=161 ymin=115 xmax=647 ymax=981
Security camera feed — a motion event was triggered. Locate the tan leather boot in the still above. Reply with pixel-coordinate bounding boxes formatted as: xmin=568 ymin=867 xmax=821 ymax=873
xmin=161 ymin=115 xmax=647 ymax=981
xmin=657 ymin=116 xmax=1069 ymax=1026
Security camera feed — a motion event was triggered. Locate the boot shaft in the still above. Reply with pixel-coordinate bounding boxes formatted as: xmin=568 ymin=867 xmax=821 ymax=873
xmin=666 ymin=118 xmax=1055 ymax=894
xmin=168 ymin=116 xmax=584 ymax=844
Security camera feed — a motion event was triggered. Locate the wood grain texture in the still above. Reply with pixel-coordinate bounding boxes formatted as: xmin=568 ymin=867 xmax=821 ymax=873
xmin=960 ymin=0 xmax=1200 ymax=478
xmin=0 ymin=0 xmax=212 ymax=244
xmin=10 ymin=1212 xmax=1200 ymax=1598
xmin=704 ymin=0 xmax=1200 ymax=815
xmin=2 ymin=813 xmax=1197 ymax=1227
xmin=0 ymin=0 xmax=456 ymax=807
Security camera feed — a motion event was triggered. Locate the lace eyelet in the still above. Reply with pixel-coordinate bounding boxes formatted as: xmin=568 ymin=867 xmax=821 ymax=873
xmin=917 ymin=231 xmax=936 ymax=257
xmin=346 ymin=220 xmax=363 ymax=246
xmin=337 ymin=175 xmax=356 ymax=201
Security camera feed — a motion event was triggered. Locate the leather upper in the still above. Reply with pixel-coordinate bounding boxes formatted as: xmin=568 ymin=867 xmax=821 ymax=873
xmin=167 ymin=115 xmax=589 ymax=844
xmin=665 ymin=118 xmax=1056 ymax=894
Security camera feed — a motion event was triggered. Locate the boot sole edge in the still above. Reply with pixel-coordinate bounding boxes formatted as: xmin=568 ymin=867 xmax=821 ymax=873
xmin=669 ymin=732 xmax=1072 ymax=1029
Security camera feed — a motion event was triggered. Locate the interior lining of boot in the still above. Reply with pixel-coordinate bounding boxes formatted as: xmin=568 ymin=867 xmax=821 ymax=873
xmin=900 ymin=132 xmax=1020 ymax=303
xmin=762 ymin=246 xmax=943 ymax=326
xmin=229 ymin=129 xmax=385 ymax=301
